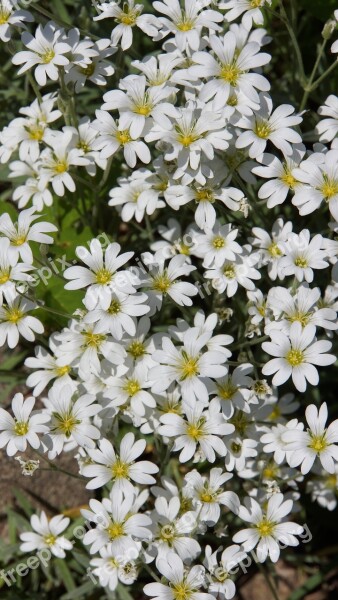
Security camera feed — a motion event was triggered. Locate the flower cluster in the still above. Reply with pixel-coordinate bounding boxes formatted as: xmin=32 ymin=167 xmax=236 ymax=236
xmin=0 ymin=0 xmax=337 ymax=597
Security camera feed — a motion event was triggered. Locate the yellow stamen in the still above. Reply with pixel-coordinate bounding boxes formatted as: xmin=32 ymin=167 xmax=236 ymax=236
xmin=286 ymin=349 xmax=304 ymax=367
xmin=14 ymin=421 xmax=29 ymax=436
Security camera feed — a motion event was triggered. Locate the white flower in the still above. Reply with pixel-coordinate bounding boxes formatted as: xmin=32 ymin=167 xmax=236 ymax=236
xmin=0 ymin=393 xmax=49 ymax=456
xmin=204 ymin=544 xmax=246 ymax=600
xmin=94 ymin=0 xmax=160 ymax=50
xmin=0 ymin=237 xmax=34 ymax=303
xmin=184 ymin=468 xmax=239 ymax=523
xmin=20 ymin=512 xmax=72 ymax=558
xmin=153 ymin=0 xmax=223 ymax=51
xmin=82 ymin=433 xmax=158 ymax=491
xmin=278 ymin=230 xmax=329 ymax=283
xmin=282 ymin=403 xmax=338 ymax=474
xmin=144 ymin=552 xmax=214 ymax=600
xmin=262 ymin=322 xmax=336 ymax=392
xmin=292 ymin=150 xmax=338 ymax=221
xmin=109 ymin=170 xmax=165 ymax=223
xmin=65 ymin=38 xmax=115 ymax=91
xmin=236 ymin=93 xmax=302 ymax=159
xmin=251 ymin=218 xmax=292 ymax=280
xmin=25 ymin=337 xmax=73 ymax=396
xmin=233 ymin=493 xmax=303 ymax=562
xmin=12 ymin=21 xmax=71 ymax=86
xmin=189 ymin=31 xmax=270 ymax=106
xmin=316 ymin=95 xmax=338 ymax=143
xmin=194 ymin=224 xmax=242 ymax=268
xmin=204 ymin=251 xmax=261 ymax=297
xmin=93 ymin=109 xmax=151 ymax=167
xmin=15 ymin=456 xmax=40 ymax=476
xmin=84 ymin=291 xmax=149 ymax=339
xmin=64 ymin=238 xmax=135 ymax=310
xmin=142 ymin=254 xmax=198 ymax=311
xmin=0 ymin=206 xmax=57 ymax=263
xmin=151 ymin=328 xmax=227 ymax=405
xmin=82 ymin=489 xmax=152 ymax=555
xmin=0 ymin=290 xmax=44 ymax=348
xmin=251 ymin=147 xmax=304 ymax=208
xmin=90 ymin=546 xmax=139 ymax=591
xmin=211 ymin=363 xmax=253 ymax=419
xmin=159 ymin=400 xmax=234 ymax=463
xmin=221 ymin=0 xmax=272 ymax=30
xmin=0 ymin=0 xmax=33 ymax=43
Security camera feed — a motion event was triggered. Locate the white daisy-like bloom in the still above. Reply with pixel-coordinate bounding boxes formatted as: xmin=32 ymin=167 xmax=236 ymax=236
xmin=144 ymin=552 xmax=214 ymax=600
xmin=82 ymin=433 xmax=158 ymax=491
xmin=211 ymin=363 xmax=253 ymax=419
xmin=106 ymin=363 xmax=156 ymax=417
xmin=153 ymin=0 xmax=223 ymax=51
xmin=141 ymin=253 xmax=198 ymax=311
xmin=0 ymin=393 xmax=49 ymax=456
xmin=306 ymin=465 xmax=338 ymax=512
xmin=102 ymin=75 xmax=179 ymax=138
xmin=236 ymin=92 xmax=302 ymax=159
xmin=45 ymin=383 xmax=101 ymax=456
xmin=12 ymin=21 xmax=71 ymax=86
xmin=149 ymin=495 xmax=201 ymax=562
xmin=188 ymin=31 xmax=270 ymax=107
xmin=0 ymin=0 xmax=33 ymax=43
xmin=278 ymin=230 xmax=329 ymax=283
xmin=94 ymin=0 xmax=160 ymax=51
xmin=0 ymin=237 xmax=34 ymax=304
xmin=159 ymin=399 xmax=234 ymax=463
xmin=282 ymin=403 xmax=338 ymax=475
xmin=65 ymin=118 xmax=106 ymax=177
xmin=109 ymin=170 xmax=165 ymax=223
xmin=151 ymin=327 xmax=227 ymax=405
xmin=260 ymin=419 xmax=304 ymax=465
xmin=204 ymin=251 xmax=261 ymax=297
xmin=193 ymin=224 xmax=242 ymax=268
xmin=224 ymin=436 xmax=258 ymax=472
xmin=233 ymin=493 xmax=304 ymax=563
xmin=20 ymin=512 xmax=72 ymax=558
xmin=203 ymin=544 xmax=247 ymax=600
xmin=165 ymin=182 xmax=245 ymax=231
xmin=292 ymin=149 xmax=338 ymax=222
xmin=145 ymin=103 xmax=232 ymax=175
xmin=220 ymin=0 xmax=272 ymax=30
xmin=11 ymin=171 xmax=53 ymax=211
xmin=64 ymin=238 xmax=136 ymax=310
xmin=82 ymin=489 xmax=152 ymax=555
xmin=25 ymin=339 xmax=73 ymax=396
xmin=0 ymin=289 xmax=44 ymax=348
xmin=251 ymin=217 xmax=292 ymax=280
xmin=65 ymin=38 xmax=116 ymax=92
xmin=184 ymin=468 xmax=240 ymax=523
xmin=251 ymin=146 xmax=305 ymax=208
xmin=262 ymin=322 xmax=336 ymax=392
xmin=40 ymin=130 xmax=90 ymax=196
xmin=90 ymin=545 xmax=140 ymax=591
xmin=266 ymin=285 xmax=337 ymax=334
xmin=92 ymin=109 xmax=151 ymax=167
xmin=84 ymin=290 xmax=149 ymax=340
xmin=0 ymin=206 xmax=57 ymax=263
xmin=316 ymin=95 xmax=338 ymax=143
xmin=131 ymin=53 xmax=184 ymax=88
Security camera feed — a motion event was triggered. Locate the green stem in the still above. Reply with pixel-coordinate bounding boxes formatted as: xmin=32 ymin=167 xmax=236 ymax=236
xmin=33 ymin=451 xmax=84 ymax=481
xmin=300 ymin=38 xmax=328 ymax=111
xmin=257 ymin=562 xmax=280 ymax=600
xmin=143 ymin=564 xmax=161 ymax=583
xmin=310 ymin=59 xmax=338 ymax=91
xmin=279 ymin=1 xmax=306 ymax=85
xmin=18 ymin=291 xmax=74 ymax=320
xmin=231 ymin=335 xmax=269 ymax=351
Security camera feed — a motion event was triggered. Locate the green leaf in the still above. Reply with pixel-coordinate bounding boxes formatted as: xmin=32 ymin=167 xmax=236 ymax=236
xmin=288 ymin=572 xmax=324 ymax=600
xmin=13 ymin=490 xmax=34 ymax=518
xmin=60 ymin=579 xmax=96 ymax=599
xmin=54 ymin=559 xmax=76 ymax=593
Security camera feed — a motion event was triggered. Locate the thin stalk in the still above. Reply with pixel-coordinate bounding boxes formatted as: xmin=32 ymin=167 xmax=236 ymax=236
xmin=257 ymin=562 xmax=280 ymax=600
xmin=300 ymin=38 xmax=328 ymax=111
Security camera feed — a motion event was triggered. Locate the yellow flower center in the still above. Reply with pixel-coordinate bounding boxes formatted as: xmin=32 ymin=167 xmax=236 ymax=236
xmin=255 ymin=120 xmax=272 ymax=139
xmin=95 ymin=268 xmax=112 ymax=284
xmin=28 ymin=125 xmax=45 ymax=141
xmin=77 ymin=140 xmax=91 ymax=153
xmin=118 ymin=7 xmax=140 ymax=26
xmin=179 ymin=351 xmax=199 ymax=380
xmin=231 ymin=441 xmax=242 ymax=453
xmin=219 ymin=62 xmax=241 ymax=86
xmin=320 ymin=176 xmax=338 ymax=200
xmin=256 ymin=518 xmax=275 ymax=537
xmin=217 ymin=381 xmax=237 ymax=400
xmin=281 ymin=168 xmax=297 ymax=189
xmin=14 ymin=421 xmax=29 ymax=436
xmin=268 ymin=405 xmax=281 ymax=420
xmin=53 ymin=412 xmax=80 ymax=438
xmin=123 ymin=378 xmax=141 ymax=396
xmin=107 ymin=299 xmax=121 ymax=314
xmin=230 ymin=411 xmax=249 ymax=436
xmin=108 ymin=522 xmax=125 ymax=539
xmin=172 ymin=582 xmax=195 ymax=600
xmin=44 ymin=534 xmax=57 ymax=546
xmin=227 ymin=94 xmax=238 ymax=107
xmin=134 ymin=100 xmax=153 ymax=116
xmin=11 ymin=234 xmax=27 ymax=246
xmin=112 ymin=459 xmax=130 ymax=479
xmin=186 ymin=418 xmax=205 ymax=441
xmin=287 ymin=310 xmax=311 ymax=326
xmin=213 ymin=236 xmax=225 ymax=249
xmin=176 ymin=132 xmax=200 ymax=147
xmin=286 ymin=348 xmax=304 ymax=367
xmin=6 ymin=308 xmax=24 ymax=323
xmin=116 ymin=129 xmax=132 ymax=145
xmin=0 ymin=269 xmax=10 ymax=284
xmin=294 ymin=256 xmax=308 ymax=268
xmin=54 ymin=161 xmax=68 ymax=174
xmin=308 ymin=434 xmax=327 ymax=453
xmin=127 ymin=340 xmax=146 ymax=359
xmin=223 ymin=264 xmax=236 ymax=279
xmin=160 ymin=524 xmax=176 ymax=542
xmin=83 ymin=331 xmax=106 ymax=348
xmin=0 ymin=7 xmax=11 ymax=24
xmin=80 ymin=63 xmax=96 ymax=77
xmin=251 ymin=0 xmax=263 ymax=7
xmin=267 ymin=242 xmax=282 ymax=257
xmin=263 ymin=464 xmax=279 ymax=479
xmin=56 ymin=365 xmax=71 ymax=376
xmin=152 ymin=272 xmax=172 ymax=293
xmin=199 ymin=487 xmax=216 ymax=503
xmin=195 ymin=188 xmax=215 ymax=203
xmin=41 ymin=49 xmax=55 ymax=64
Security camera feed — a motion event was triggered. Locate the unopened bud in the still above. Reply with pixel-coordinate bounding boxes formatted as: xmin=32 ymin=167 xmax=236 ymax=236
xmin=322 ymin=19 xmax=336 ymax=40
